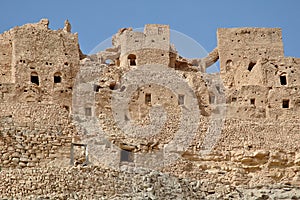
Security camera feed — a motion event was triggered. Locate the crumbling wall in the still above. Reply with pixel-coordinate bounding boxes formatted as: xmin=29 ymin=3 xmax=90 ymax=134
xmin=226 ymin=85 xmax=268 ymax=118
xmin=217 ymin=28 xmax=300 ymax=119
xmin=9 ymin=19 xmax=80 ymax=108
xmin=1 ymin=20 xmax=300 ymax=198
xmin=0 ymin=31 xmax=13 ymax=83
xmin=113 ymin=24 xmax=171 ymax=67
xmin=0 ymin=166 xmax=256 ymax=199
xmin=217 ymin=28 xmax=284 ymax=88
xmin=267 ymin=87 xmax=300 ymax=119
xmin=0 ymin=103 xmax=76 ymax=168
xmin=0 ymin=19 xmax=81 ymax=169
xmin=0 ymin=84 xmax=15 ymax=102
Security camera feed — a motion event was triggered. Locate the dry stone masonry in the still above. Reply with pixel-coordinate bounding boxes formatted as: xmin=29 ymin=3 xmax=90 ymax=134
xmin=0 ymin=19 xmax=300 ymax=199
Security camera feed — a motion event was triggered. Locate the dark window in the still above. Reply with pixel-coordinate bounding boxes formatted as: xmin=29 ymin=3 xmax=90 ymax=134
xmin=31 ymin=73 xmax=39 ymax=85
xmin=94 ymin=84 xmax=101 ymax=92
xmin=280 ymin=75 xmax=287 ymax=85
xmin=63 ymin=105 xmax=70 ymax=112
xmin=250 ymin=98 xmax=255 ymax=105
xmin=54 ymin=75 xmax=61 ymax=83
xmin=127 ymin=54 xmax=136 ymax=66
xmin=282 ymin=99 xmax=289 ymax=108
xmin=248 ymin=62 xmax=256 ymax=71
xmin=231 ymin=97 xmax=237 ymax=102
xmin=178 ymin=94 xmax=185 ymax=105
xmin=85 ymin=107 xmax=92 ymax=116
xmin=145 ymin=93 xmax=151 ymax=104
xmin=226 ymin=60 xmax=233 ymax=71
xmin=216 ymin=86 xmax=221 ymax=93
xmin=120 ymin=150 xmax=133 ymax=162
xmin=109 ymin=82 xmax=116 ymax=90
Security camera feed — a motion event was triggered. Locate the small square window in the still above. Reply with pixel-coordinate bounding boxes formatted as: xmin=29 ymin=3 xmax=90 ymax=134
xmin=54 ymin=75 xmax=61 ymax=83
xmin=31 ymin=75 xmax=39 ymax=85
xmin=120 ymin=150 xmax=133 ymax=162
xmin=282 ymin=99 xmax=289 ymax=108
xmin=250 ymin=98 xmax=255 ymax=105
xmin=85 ymin=107 xmax=92 ymax=116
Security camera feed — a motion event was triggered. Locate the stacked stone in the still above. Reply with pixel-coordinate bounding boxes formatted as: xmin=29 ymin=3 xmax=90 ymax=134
xmin=0 ymin=115 xmax=73 ymax=168
xmin=0 ymin=166 xmax=299 ymax=199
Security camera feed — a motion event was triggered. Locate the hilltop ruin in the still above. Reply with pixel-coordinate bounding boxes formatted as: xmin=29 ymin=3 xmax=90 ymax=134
xmin=0 ymin=19 xmax=299 ymax=199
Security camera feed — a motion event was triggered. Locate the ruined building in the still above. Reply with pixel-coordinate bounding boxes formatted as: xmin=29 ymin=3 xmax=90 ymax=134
xmin=0 ymin=19 xmax=299 ymax=199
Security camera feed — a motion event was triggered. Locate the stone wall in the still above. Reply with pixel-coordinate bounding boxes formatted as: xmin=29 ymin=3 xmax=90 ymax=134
xmin=0 ymin=19 xmax=81 ymax=108
xmin=0 ymin=103 xmax=75 ymax=169
xmin=217 ymin=27 xmax=284 ymax=89
xmin=1 ymin=20 xmax=300 ymax=198
xmin=0 ymin=31 xmax=13 ymax=83
xmin=113 ymin=24 xmax=171 ymax=67
xmin=0 ymin=166 xmax=299 ymax=199
xmin=175 ymin=118 xmax=300 ymax=188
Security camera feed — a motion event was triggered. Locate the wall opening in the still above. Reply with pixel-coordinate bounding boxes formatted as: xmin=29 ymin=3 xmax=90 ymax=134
xmin=94 ymin=84 xmax=101 ymax=92
xmin=248 ymin=62 xmax=256 ymax=71
xmin=225 ymin=60 xmax=233 ymax=71
xmin=280 ymin=75 xmax=287 ymax=85
xmin=282 ymin=99 xmax=289 ymax=108
xmin=105 ymin=59 xmax=113 ymax=65
xmin=145 ymin=93 xmax=151 ymax=104
xmin=85 ymin=107 xmax=92 ymax=116
xmin=178 ymin=94 xmax=185 ymax=105
xmin=109 ymin=82 xmax=117 ymax=90
xmin=209 ymin=95 xmax=215 ymax=104
xmin=216 ymin=86 xmax=221 ymax=93
xmin=250 ymin=98 xmax=255 ymax=105
xmin=70 ymin=143 xmax=88 ymax=166
xmin=120 ymin=149 xmax=133 ymax=162
xmin=54 ymin=72 xmax=62 ymax=83
xmin=124 ymin=114 xmax=129 ymax=121
xmin=30 ymin=72 xmax=39 ymax=86
xmin=63 ymin=105 xmax=70 ymax=112
xmin=127 ymin=54 xmax=136 ymax=66
xmin=295 ymin=99 xmax=300 ymax=110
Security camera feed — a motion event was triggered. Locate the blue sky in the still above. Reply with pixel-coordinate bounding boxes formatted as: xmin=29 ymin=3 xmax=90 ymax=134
xmin=1 ymin=0 xmax=300 ymax=59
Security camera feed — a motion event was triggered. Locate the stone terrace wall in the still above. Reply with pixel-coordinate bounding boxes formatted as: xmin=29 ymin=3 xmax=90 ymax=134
xmin=0 ymin=166 xmax=299 ymax=199
xmin=0 ymin=166 xmax=219 ymax=199
xmin=0 ymin=103 xmax=76 ymax=169
xmin=163 ymin=118 xmax=300 ymax=188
